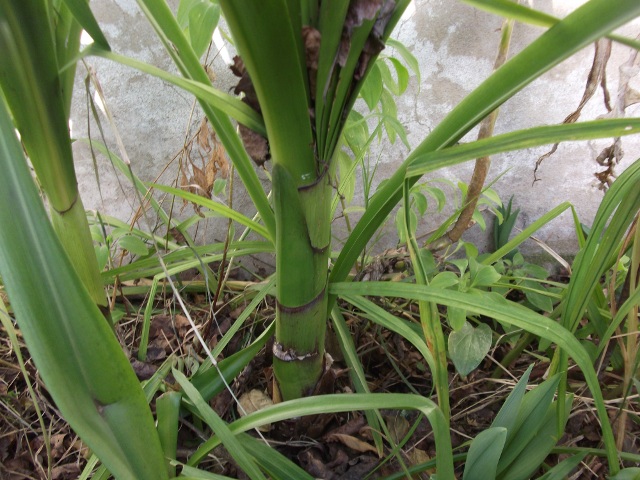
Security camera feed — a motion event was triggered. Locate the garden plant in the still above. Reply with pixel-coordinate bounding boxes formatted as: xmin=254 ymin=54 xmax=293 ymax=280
xmin=0 ymin=0 xmax=640 ymax=478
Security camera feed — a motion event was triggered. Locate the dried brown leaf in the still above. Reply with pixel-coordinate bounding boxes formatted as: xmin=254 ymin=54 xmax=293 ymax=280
xmin=238 ymin=390 xmax=273 ymax=432
xmin=239 ymin=124 xmax=270 ymax=167
xmin=383 ymin=414 xmax=410 ymax=444
xmin=327 ymin=433 xmax=378 ymax=454
xmin=51 ymin=463 xmax=81 ymax=480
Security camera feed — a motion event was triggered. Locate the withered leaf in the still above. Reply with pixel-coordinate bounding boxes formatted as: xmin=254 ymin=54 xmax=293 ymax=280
xmin=230 ymin=55 xmax=270 ymax=166
xmin=239 ymin=124 xmax=270 ymax=167
xmin=238 ymin=390 xmax=273 ymax=432
xmin=303 ymin=26 xmax=322 ymax=100
xmin=327 ymin=433 xmax=378 ymax=454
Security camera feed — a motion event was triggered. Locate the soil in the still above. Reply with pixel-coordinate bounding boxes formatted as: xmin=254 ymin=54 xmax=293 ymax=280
xmin=0 ymin=289 xmax=637 ymax=479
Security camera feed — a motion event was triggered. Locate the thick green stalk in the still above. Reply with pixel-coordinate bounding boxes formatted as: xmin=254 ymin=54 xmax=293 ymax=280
xmin=273 ymin=164 xmax=332 ymax=399
xmin=0 ymin=0 xmax=108 ymax=313
xmin=216 ymin=1 xmax=408 ymax=398
xmin=218 ymin=1 xmax=332 ymax=399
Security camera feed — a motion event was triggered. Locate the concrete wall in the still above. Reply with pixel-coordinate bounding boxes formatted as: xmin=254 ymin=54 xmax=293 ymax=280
xmin=70 ymin=1 xmax=640 ymax=269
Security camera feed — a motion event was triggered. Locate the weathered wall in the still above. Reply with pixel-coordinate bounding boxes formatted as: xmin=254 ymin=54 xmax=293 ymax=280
xmin=71 ymin=0 xmax=640 ymax=269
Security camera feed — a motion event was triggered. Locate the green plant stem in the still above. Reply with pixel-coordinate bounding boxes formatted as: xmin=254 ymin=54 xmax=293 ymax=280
xmin=50 ymin=196 xmax=110 ymax=316
xmin=617 ymin=217 xmax=639 ymax=449
xmin=0 ymin=0 xmax=109 ymax=315
xmin=403 ymin=181 xmax=450 ymax=420
xmin=272 ymin=164 xmax=332 ymax=399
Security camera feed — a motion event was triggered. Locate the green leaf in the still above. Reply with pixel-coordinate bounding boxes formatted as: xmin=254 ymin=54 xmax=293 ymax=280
xmin=407 ymin=118 xmax=640 ymax=178
xmin=188 ymin=2 xmax=220 ymax=58
xmin=0 ymin=94 xmax=168 ymax=480
xmin=537 ymin=452 xmax=586 ymax=480
xmin=609 ymin=468 xmax=640 ymax=480
xmin=361 ymin=62 xmax=384 ymax=111
xmin=496 ymin=375 xmax=561 ymax=474
xmin=431 ymin=271 xmax=459 ymax=289
xmin=389 ymin=57 xmax=410 ymax=94
xmin=387 ymin=38 xmax=421 ymax=83
xmin=461 ymin=0 xmax=640 ymax=50
xmin=447 ymin=306 xmax=468 ymax=331
xmin=492 ymin=365 xmax=533 ymax=431
xmin=522 ymin=279 xmax=554 ymax=313
xmin=118 ymin=234 xmax=149 ymax=257
xmin=61 ymin=0 xmax=110 ymax=50
xmin=463 ymin=427 xmax=507 ymax=480
xmin=499 ymin=395 xmax=571 ymax=480
xmin=470 ymin=258 xmax=501 ymax=288
xmin=412 ymin=190 xmax=428 ymax=216
xmin=189 ymin=393 xmax=454 ymax=478
xmin=174 ymin=369 xmax=266 ymax=480
xmin=448 ymin=322 xmax=492 ymax=375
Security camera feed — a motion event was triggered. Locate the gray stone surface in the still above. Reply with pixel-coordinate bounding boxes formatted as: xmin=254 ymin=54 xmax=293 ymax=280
xmin=70 ymin=1 xmax=640 ymax=270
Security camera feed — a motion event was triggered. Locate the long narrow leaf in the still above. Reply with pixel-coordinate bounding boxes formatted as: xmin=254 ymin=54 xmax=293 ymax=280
xmin=330 ymin=0 xmax=640 ymax=291
xmin=152 ymin=184 xmax=271 ymax=241
xmin=188 ymin=393 xmax=455 ymax=479
xmin=0 ymin=96 xmax=167 ymax=479
xmin=461 ymin=0 xmax=640 ymax=50
xmin=406 ymin=119 xmax=640 ymax=178
xmin=329 ymin=282 xmax=618 ymax=470
xmin=174 ymin=370 xmax=266 ymax=480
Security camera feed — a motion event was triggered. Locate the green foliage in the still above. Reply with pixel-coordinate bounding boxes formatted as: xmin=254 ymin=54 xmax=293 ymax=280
xmin=1 ymin=0 xmax=639 ymax=478
xmin=448 ymin=322 xmax=492 ymax=376
xmin=177 ymin=0 xmax=221 ymax=58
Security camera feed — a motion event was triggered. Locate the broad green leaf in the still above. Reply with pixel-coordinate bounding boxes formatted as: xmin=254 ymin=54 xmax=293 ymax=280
xmin=499 ymin=396 xmax=572 ymax=480
xmin=463 ymin=427 xmax=507 ymax=480
xmin=118 ymin=234 xmax=149 ymax=257
xmin=609 ymin=468 xmax=640 ymax=480
xmin=156 ymin=391 xmax=182 ymax=477
xmin=430 ymin=271 xmax=459 ymax=289
xmin=522 ymin=279 xmax=554 ymax=313
xmin=447 ymin=306 xmax=468 ymax=331
xmin=448 ymin=322 xmax=492 ymax=375
xmin=387 ymin=38 xmax=421 ymax=83
xmin=412 ymin=190 xmax=428 ymax=216
xmin=188 ymin=3 xmax=220 ymax=58
xmin=389 ymin=57 xmax=410 ymax=94
xmin=361 ymin=62 xmax=384 ymax=111
xmin=497 ymin=375 xmax=561 ymax=473
xmin=470 ymin=258 xmax=501 ymax=288
xmin=492 ymin=365 xmax=532 ymax=431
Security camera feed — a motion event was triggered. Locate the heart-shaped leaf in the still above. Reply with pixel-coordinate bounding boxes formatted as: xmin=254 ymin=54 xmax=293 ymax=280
xmin=448 ymin=322 xmax=492 ymax=376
